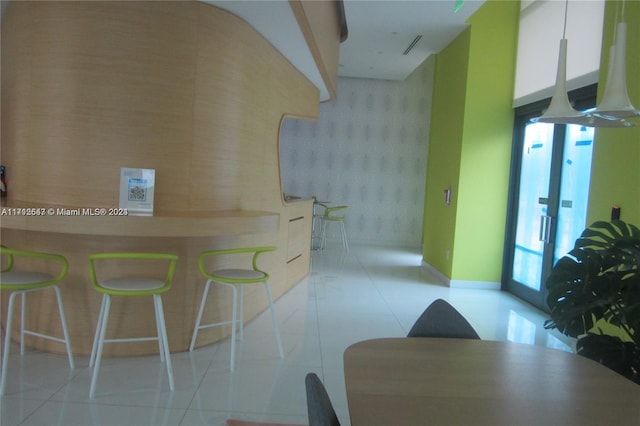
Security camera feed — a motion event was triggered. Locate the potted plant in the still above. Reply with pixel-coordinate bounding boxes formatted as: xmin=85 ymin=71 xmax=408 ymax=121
xmin=544 ymin=220 xmax=640 ymax=384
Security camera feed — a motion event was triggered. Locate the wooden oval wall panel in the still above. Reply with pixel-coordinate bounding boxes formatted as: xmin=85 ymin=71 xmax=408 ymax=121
xmin=1 ymin=1 xmax=319 ymax=355
xmin=1 ymin=1 xmax=319 ymax=212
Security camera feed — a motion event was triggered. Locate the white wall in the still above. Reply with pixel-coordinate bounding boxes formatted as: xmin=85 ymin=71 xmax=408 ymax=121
xmin=280 ymin=56 xmax=434 ymax=247
xmin=514 ymin=0 xmax=604 ymax=107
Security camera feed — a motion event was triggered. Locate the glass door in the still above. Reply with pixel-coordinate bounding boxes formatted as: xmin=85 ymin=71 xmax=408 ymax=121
xmin=504 ymin=88 xmax=595 ymax=311
xmin=509 ymin=121 xmax=557 ymax=305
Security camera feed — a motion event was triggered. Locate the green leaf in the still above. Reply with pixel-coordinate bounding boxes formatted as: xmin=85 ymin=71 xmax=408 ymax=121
xmin=577 ymin=334 xmax=640 ymax=385
xmin=545 ymin=220 xmax=640 ymax=347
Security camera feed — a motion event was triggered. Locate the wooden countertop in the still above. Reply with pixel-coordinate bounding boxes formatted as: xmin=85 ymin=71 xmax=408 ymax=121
xmin=1 ymin=202 xmax=279 ymax=237
xmin=344 ymin=337 xmax=640 ymax=426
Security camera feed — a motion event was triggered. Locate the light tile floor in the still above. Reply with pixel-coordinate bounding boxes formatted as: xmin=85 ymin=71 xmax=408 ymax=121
xmin=1 ymin=245 xmax=574 ymax=426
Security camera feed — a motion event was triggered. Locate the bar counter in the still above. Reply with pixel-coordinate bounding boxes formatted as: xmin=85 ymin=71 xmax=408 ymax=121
xmin=0 ymin=0 xmax=318 ymax=359
xmin=0 ymin=201 xmax=309 ymax=357
xmin=1 ymin=204 xmax=279 ymax=237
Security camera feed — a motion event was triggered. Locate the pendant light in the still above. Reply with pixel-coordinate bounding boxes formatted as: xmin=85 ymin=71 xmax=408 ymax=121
xmin=531 ymin=0 xmax=635 ymax=127
xmin=570 ymin=109 xmax=634 ymax=127
xmin=592 ymin=0 xmax=640 ymax=120
xmin=531 ymin=39 xmax=587 ymax=124
xmin=532 ymin=0 xmax=587 ymax=124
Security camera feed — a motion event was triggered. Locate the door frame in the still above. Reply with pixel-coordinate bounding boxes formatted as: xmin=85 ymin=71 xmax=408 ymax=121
xmin=502 ymin=84 xmax=598 ymax=311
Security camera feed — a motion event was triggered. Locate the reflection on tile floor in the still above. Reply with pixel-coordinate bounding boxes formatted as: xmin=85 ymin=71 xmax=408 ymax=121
xmin=1 ymin=246 xmax=574 ymax=426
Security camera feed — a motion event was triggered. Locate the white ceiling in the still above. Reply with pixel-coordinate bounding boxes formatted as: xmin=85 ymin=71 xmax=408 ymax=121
xmin=339 ymin=0 xmax=485 ymax=80
xmin=208 ymin=0 xmax=486 ymax=101
xmin=0 ymin=0 xmax=486 ymax=101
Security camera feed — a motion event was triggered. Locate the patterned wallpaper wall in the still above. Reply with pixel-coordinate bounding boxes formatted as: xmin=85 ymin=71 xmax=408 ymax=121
xmin=280 ymin=56 xmax=434 ymax=247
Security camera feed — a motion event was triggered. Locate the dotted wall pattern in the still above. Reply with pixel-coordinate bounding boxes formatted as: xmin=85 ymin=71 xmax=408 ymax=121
xmin=280 ymin=58 xmax=434 ymax=247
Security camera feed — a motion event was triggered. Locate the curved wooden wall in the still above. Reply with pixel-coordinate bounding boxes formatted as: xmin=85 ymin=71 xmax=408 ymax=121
xmin=2 ymin=1 xmax=318 ymax=211
xmin=1 ymin=1 xmax=318 ymax=355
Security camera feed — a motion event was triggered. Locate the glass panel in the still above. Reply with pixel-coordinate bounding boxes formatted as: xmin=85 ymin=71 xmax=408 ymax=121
xmin=511 ymin=122 xmax=554 ymax=290
xmin=553 ymin=125 xmax=595 ymax=263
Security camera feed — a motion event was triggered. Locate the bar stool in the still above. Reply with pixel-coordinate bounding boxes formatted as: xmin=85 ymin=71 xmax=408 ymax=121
xmin=88 ymin=252 xmax=178 ymax=399
xmin=189 ymin=246 xmax=283 ymax=371
xmin=0 ymin=247 xmax=75 ymax=396
xmin=320 ymin=205 xmax=349 ymax=251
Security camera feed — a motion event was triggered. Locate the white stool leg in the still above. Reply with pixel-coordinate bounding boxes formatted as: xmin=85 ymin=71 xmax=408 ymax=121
xmin=238 ymin=286 xmax=244 ymax=341
xmin=230 ymin=283 xmax=238 ymax=372
xmin=89 ymin=295 xmax=107 ymax=367
xmin=155 ymin=301 xmax=165 ymax=364
xmin=20 ymin=292 xmax=26 ymax=355
xmin=189 ymin=279 xmax=212 ymax=352
xmin=263 ymin=282 xmax=284 ymax=358
xmin=321 ymin=220 xmax=328 ymax=250
xmin=53 ymin=286 xmax=75 ymax=369
xmin=153 ymin=295 xmax=174 ymax=391
xmin=1 ymin=292 xmax=19 ymax=396
xmin=340 ymin=222 xmax=349 ymax=251
xmin=90 ymin=294 xmax=111 ymax=399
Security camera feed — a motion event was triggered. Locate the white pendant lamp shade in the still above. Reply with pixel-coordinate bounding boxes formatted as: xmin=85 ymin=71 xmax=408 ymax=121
xmin=532 ymin=39 xmax=586 ymax=124
xmin=574 ymin=109 xmax=634 ymax=127
xmin=531 ymin=0 xmax=636 ymax=128
xmin=593 ymin=22 xmax=640 ymax=119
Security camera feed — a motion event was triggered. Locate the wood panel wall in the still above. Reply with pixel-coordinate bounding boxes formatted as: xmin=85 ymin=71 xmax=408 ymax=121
xmin=2 ymin=1 xmax=318 ymax=211
xmin=0 ymin=1 xmax=320 ymax=355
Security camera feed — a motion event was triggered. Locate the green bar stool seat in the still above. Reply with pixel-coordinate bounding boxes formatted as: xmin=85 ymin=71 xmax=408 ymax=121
xmin=189 ymin=246 xmax=284 ymax=370
xmin=88 ymin=253 xmax=178 ymax=399
xmin=0 ymin=247 xmax=75 ymax=396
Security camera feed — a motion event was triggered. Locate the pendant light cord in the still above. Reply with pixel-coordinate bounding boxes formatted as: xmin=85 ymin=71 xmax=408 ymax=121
xmin=611 ymin=0 xmax=626 ymax=45
xmin=562 ymin=0 xmax=568 ymax=39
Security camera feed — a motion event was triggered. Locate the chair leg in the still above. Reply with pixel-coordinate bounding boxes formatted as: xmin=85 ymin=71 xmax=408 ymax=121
xmin=90 ymin=294 xmax=111 ymax=399
xmin=19 ymin=292 xmax=27 ymax=355
xmin=190 ymin=280 xmax=238 ymax=371
xmin=263 ymin=282 xmax=284 ymax=358
xmin=155 ymin=301 xmax=165 ymax=364
xmin=153 ymin=295 xmax=174 ymax=391
xmin=1 ymin=291 xmax=19 ymax=396
xmin=189 ymin=279 xmax=212 ymax=352
xmin=340 ymin=221 xmax=349 ymax=251
xmin=238 ymin=286 xmax=244 ymax=341
xmin=320 ymin=220 xmax=328 ymax=250
xmin=230 ymin=284 xmax=238 ymax=372
xmin=312 ymin=216 xmax=324 ymax=250
xmin=53 ymin=286 xmax=75 ymax=369
xmin=90 ymin=295 xmax=108 ymax=367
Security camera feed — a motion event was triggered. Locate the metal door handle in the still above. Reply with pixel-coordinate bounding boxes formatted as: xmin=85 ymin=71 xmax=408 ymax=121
xmin=539 ymin=215 xmax=552 ymax=244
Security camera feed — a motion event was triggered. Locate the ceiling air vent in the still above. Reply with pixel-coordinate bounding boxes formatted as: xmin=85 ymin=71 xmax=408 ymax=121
xmin=402 ymin=35 xmax=422 ymax=55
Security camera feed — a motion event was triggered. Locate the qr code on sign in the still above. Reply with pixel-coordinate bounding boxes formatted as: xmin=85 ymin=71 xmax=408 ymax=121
xmin=128 ymin=178 xmax=147 ymax=201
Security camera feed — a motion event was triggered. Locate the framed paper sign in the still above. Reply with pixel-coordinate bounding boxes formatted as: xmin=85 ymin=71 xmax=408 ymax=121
xmin=119 ymin=168 xmax=155 ymax=215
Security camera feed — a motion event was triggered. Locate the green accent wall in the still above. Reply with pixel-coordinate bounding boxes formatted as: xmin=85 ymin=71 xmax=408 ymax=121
xmin=422 ymin=0 xmax=519 ymax=282
xmin=422 ymin=29 xmax=469 ymax=277
xmin=588 ymin=0 xmax=640 ymax=226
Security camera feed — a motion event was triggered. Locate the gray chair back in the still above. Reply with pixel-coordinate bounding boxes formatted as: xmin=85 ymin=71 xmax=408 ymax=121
xmin=305 ymin=373 xmax=340 ymax=426
xmin=407 ymin=298 xmax=480 ymax=339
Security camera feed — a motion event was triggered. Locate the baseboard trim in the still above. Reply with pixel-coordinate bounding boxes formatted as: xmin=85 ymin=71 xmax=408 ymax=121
xmin=420 ymin=261 xmax=450 ymax=287
xmin=449 ymin=280 xmax=501 ymax=290
xmin=421 ymin=261 xmax=501 ymax=290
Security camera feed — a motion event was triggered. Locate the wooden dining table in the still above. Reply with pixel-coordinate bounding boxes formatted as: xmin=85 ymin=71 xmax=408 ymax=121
xmin=343 ymin=337 xmax=640 ymax=426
